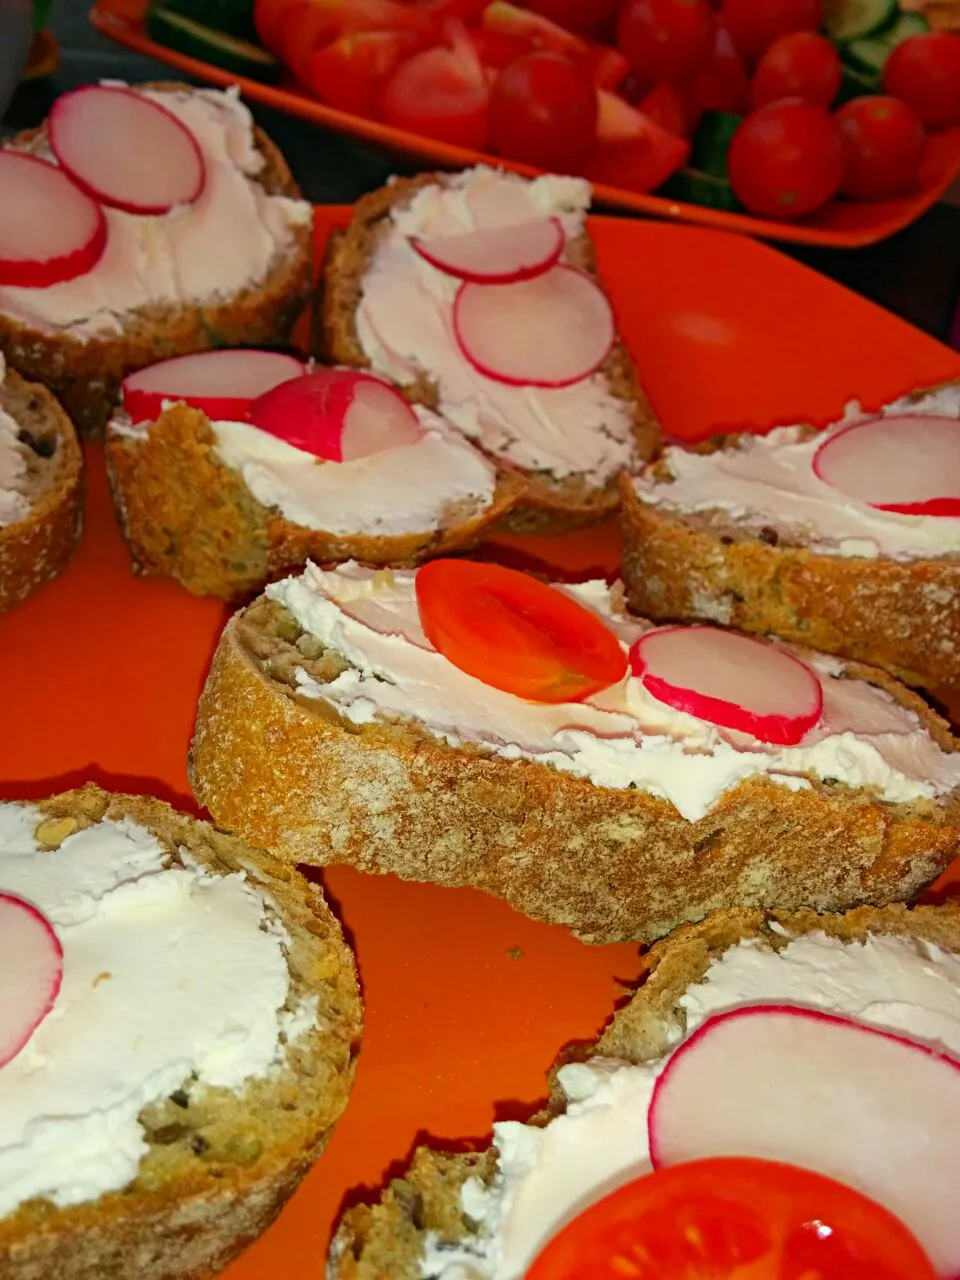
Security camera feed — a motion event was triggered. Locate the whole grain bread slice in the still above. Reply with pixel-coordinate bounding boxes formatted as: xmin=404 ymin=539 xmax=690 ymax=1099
xmin=0 ymin=365 xmax=83 ymax=615
xmin=321 ymin=173 xmax=659 ymax=534
xmin=0 ymin=83 xmax=314 ymax=439
xmin=105 ymin=402 xmax=529 ymax=601
xmin=189 ymin=593 xmax=960 ymax=945
xmin=327 ymin=900 xmax=960 ymax=1280
xmin=619 ymin=410 xmax=960 ymax=689
xmin=0 ymin=783 xmax=362 ymax=1280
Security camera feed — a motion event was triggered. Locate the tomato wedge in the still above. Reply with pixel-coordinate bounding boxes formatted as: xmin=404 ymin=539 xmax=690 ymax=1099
xmin=525 ymin=1158 xmax=937 ymax=1280
xmin=414 ymin=560 xmax=626 ymax=703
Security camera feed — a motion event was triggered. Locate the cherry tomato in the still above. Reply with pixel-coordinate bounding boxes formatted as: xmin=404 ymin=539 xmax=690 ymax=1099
xmin=884 ymin=32 xmax=960 ymax=128
xmin=752 ymin=31 xmax=842 ymax=109
xmin=590 ymin=45 xmax=631 ymax=90
xmin=253 ymin=0 xmax=299 ymax=53
xmin=721 ymin=0 xmax=821 ymax=64
xmin=488 ymin=51 xmax=598 ymax=169
xmin=482 ymin=1 xmax=591 ymax=61
xmin=524 ymin=0 xmax=622 ymax=36
xmin=836 ymin=95 xmax=925 ymax=200
xmin=525 ymin=1158 xmax=937 ymax=1280
xmin=415 ymin=560 xmax=627 ymax=703
xmin=465 ymin=26 xmax=530 ymax=71
xmin=380 ymin=43 xmax=489 ymax=149
xmin=617 ymin=0 xmax=717 ymax=81
xmin=728 ymin=97 xmax=844 ymax=218
xmin=305 ymin=30 xmax=421 ymax=116
xmin=679 ymin=21 xmax=749 ymax=113
xmin=640 ymin=82 xmax=696 ymax=137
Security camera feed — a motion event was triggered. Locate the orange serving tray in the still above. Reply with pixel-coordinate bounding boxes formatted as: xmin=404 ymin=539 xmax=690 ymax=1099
xmin=1 ymin=208 xmax=959 ymax=1278
xmin=88 ymin=2 xmax=960 ymax=251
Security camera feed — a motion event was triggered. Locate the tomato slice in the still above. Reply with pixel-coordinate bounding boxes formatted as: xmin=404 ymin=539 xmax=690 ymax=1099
xmin=414 ymin=560 xmax=627 ymax=703
xmin=305 ymin=30 xmax=423 ymax=115
xmin=380 ymin=38 xmax=489 ymax=148
xmin=583 ymin=115 xmax=690 ymax=194
xmin=525 ymin=1158 xmax=937 ymax=1280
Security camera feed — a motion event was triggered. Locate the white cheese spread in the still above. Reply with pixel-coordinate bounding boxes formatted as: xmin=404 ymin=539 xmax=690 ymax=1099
xmin=0 ymin=355 xmax=29 ymax=528
xmin=0 ymin=802 xmax=314 ymax=1217
xmin=0 ymin=85 xmax=311 ymax=338
xmin=632 ymin=387 xmax=960 ymax=561
xmin=355 ymin=166 xmax=636 ymax=484
xmin=267 ymin=561 xmax=960 ymax=822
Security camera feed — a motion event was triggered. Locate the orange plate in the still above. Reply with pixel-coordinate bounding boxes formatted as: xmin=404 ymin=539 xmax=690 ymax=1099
xmin=2 ymin=208 xmax=960 ymax=1277
xmin=87 ymin=2 xmax=960 ymax=250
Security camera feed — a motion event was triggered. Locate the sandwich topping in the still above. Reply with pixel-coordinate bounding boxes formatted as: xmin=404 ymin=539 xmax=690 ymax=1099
xmin=0 ymin=803 xmax=316 ymax=1216
xmin=632 ymin=386 xmax=960 ymax=560
xmin=355 ymin=167 xmax=636 ymax=484
xmin=0 ymin=358 xmax=31 ymax=529
xmin=267 ymin=562 xmax=960 ymax=821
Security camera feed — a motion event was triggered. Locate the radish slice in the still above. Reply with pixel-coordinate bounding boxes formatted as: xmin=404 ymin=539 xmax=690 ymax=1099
xmin=410 ymin=217 xmax=565 ymax=284
xmin=121 ymin=349 xmax=307 ymax=424
xmin=0 ymin=893 xmax=63 ymax=1069
xmin=0 ymin=152 xmax=107 ymax=288
xmin=629 ymin=626 xmax=822 ymax=746
xmin=453 ymin=265 xmax=616 ymax=388
xmin=813 ymin=414 xmax=960 ymax=517
xmin=49 ymin=85 xmax=205 ymax=216
xmin=249 ymin=368 xmax=425 ymax=462
xmin=648 ymin=1005 xmax=960 ymax=1279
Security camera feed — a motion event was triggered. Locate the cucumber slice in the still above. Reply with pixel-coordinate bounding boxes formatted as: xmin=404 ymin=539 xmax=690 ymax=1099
xmin=160 ymin=0 xmax=256 ymax=41
xmin=662 ymin=111 xmax=743 ymax=212
xmin=146 ymin=7 xmax=280 ymax=83
xmin=824 ymin=0 xmax=896 ymax=43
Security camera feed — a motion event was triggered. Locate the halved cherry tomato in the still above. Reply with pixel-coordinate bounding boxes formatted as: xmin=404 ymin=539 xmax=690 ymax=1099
xmin=482 ymin=1 xmax=591 ymax=60
xmin=489 ymin=51 xmax=598 ymax=169
xmin=728 ymin=97 xmax=844 ymax=218
xmin=617 ymin=0 xmax=717 ymax=82
xmin=466 ymin=25 xmax=530 ymax=70
xmin=416 ymin=0 xmax=487 ymax=27
xmin=640 ymin=82 xmax=697 ymax=138
xmin=679 ymin=21 xmax=749 ymax=114
xmin=525 ymin=1158 xmax=937 ymax=1280
xmin=380 ymin=40 xmax=489 ymax=148
xmin=883 ymin=32 xmax=960 ymax=128
xmin=836 ymin=95 xmax=925 ymax=201
xmin=721 ymin=0 xmax=821 ymax=64
xmin=415 ymin=560 xmax=627 ymax=703
xmin=590 ymin=44 xmax=631 ymax=90
xmin=751 ymin=31 xmax=842 ymax=110
xmin=524 ymin=0 xmax=623 ymax=36
xmin=584 ymin=114 xmax=690 ymax=192
xmin=254 ymin=0 xmax=300 ymax=53
xmin=305 ymin=30 xmax=422 ymax=116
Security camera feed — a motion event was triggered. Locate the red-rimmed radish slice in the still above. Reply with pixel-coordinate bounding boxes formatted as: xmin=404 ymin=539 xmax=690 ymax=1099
xmin=249 ymin=368 xmax=424 ymax=462
xmin=410 ymin=216 xmax=565 ymax=284
xmin=121 ymin=349 xmax=307 ymax=424
xmin=49 ymin=85 xmax=205 ymax=216
xmin=647 ymin=1005 xmax=960 ymax=1279
xmin=813 ymin=414 xmax=960 ymax=517
xmin=453 ymin=265 xmax=615 ymax=388
xmin=0 ymin=893 xmax=62 ymax=1069
xmin=0 ymin=152 xmax=107 ymax=288
xmin=629 ymin=625 xmax=822 ymax=745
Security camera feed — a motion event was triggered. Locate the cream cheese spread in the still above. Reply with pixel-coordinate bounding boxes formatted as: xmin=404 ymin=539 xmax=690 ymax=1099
xmin=421 ymin=928 xmax=960 ymax=1280
xmin=355 ymin=167 xmax=636 ymax=483
xmin=0 ymin=802 xmax=314 ymax=1217
xmin=267 ymin=561 xmax=960 ymax=822
xmin=0 ymin=356 xmax=30 ymax=529
xmin=632 ymin=387 xmax=960 ymax=561
xmin=0 ymin=85 xmax=311 ymax=338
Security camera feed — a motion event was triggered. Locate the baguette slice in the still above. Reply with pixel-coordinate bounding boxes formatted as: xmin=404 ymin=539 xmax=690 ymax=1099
xmin=105 ymin=402 xmax=529 ymax=601
xmin=328 ymin=901 xmax=960 ymax=1280
xmin=0 ymin=784 xmax=361 ymax=1280
xmin=189 ymin=590 xmax=960 ymax=945
xmin=322 ymin=172 xmax=659 ymax=534
xmin=0 ymin=364 xmax=83 ymax=615
xmin=0 ymin=83 xmax=313 ymax=438
xmin=619 ymin=403 xmax=960 ymax=690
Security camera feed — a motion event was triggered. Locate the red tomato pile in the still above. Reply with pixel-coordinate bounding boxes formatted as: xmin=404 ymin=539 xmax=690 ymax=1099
xmin=253 ymin=0 xmax=960 ymax=220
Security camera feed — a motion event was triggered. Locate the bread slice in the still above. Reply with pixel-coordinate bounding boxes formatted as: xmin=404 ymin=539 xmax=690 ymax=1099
xmin=619 ymin=411 xmax=960 ymax=690
xmin=322 ymin=172 xmax=660 ymax=534
xmin=105 ymin=402 xmax=529 ymax=601
xmin=0 ymin=82 xmax=313 ymax=439
xmin=0 ymin=783 xmax=361 ymax=1280
xmin=327 ymin=900 xmax=960 ymax=1280
xmin=189 ymin=590 xmax=960 ymax=945
xmin=0 ymin=363 xmax=83 ymax=615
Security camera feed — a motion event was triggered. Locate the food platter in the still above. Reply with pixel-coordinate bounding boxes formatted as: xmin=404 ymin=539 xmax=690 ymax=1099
xmin=1 ymin=206 xmax=958 ymax=1276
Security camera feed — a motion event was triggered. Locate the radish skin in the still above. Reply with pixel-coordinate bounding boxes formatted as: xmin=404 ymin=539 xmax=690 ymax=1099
xmin=0 ymin=893 xmax=63 ymax=1069
xmin=410 ymin=217 xmax=565 ymax=284
xmin=122 ymin=350 xmax=307 ymax=424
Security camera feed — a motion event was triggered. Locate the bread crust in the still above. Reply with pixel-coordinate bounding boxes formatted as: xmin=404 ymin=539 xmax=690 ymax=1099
xmin=0 ymin=368 xmax=83 ymax=615
xmin=190 ymin=596 xmax=960 ymax=945
xmin=321 ymin=173 xmax=660 ymax=533
xmin=619 ymin=441 xmax=960 ymax=690
xmin=327 ymin=901 xmax=960 ymax=1280
xmin=105 ymin=403 xmax=530 ymax=601
xmin=0 ymin=784 xmax=362 ymax=1280
xmin=0 ymin=84 xmax=313 ymax=439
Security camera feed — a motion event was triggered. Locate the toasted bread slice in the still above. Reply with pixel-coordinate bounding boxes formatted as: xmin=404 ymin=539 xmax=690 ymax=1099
xmin=189 ymin=590 xmax=960 ymax=945
xmin=328 ymin=901 xmax=960 ymax=1280
xmin=0 ymin=363 xmax=83 ymax=615
xmin=0 ymin=784 xmax=361 ymax=1280
xmin=322 ymin=172 xmax=659 ymax=533
xmin=105 ymin=402 xmax=529 ymax=601
xmin=0 ymin=83 xmax=313 ymax=438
